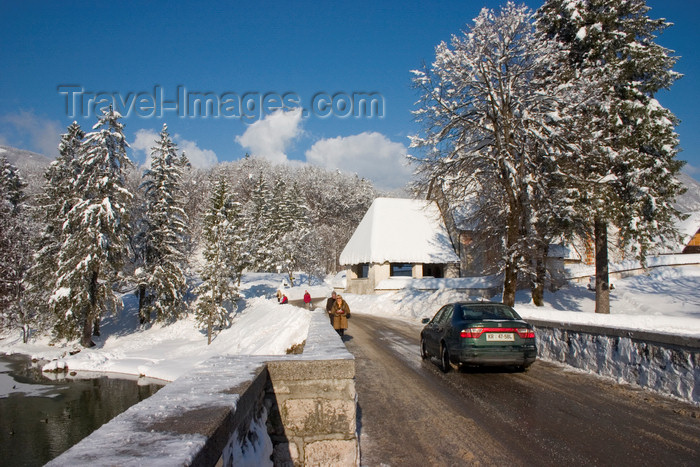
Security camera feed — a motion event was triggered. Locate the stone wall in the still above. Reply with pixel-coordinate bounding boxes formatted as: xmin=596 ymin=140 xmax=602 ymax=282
xmin=529 ymin=319 xmax=700 ymax=404
xmin=264 ymin=311 xmax=358 ymax=466
xmin=266 ymin=359 xmax=357 ymax=465
xmin=48 ymin=311 xmax=357 ymax=466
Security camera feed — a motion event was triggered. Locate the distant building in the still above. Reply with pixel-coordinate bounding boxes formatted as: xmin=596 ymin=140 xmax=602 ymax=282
xmin=656 ymin=209 xmax=700 ymax=255
xmin=426 ymin=183 xmax=502 ymax=277
xmin=680 ymin=214 xmax=700 ymax=254
xmin=672 ymin=174 xmax=700 ymax=254
xmin=340 ymin=198 xmax=460 ymax=294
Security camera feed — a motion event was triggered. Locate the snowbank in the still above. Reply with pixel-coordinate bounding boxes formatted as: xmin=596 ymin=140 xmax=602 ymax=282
xmin=564 ymin=253 xmax=700 ymax=278
xmin=0 ymin=274 xmax=311 ymax=383
xmin=46 ymin=309 xmax=356 ymax=466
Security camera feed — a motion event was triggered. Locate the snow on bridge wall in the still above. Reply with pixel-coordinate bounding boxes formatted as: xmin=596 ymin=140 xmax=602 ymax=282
xmin=48 ymin=311 xmax=358 ymax=466
xmin=530 ymin=319 xmax=700 ymax=404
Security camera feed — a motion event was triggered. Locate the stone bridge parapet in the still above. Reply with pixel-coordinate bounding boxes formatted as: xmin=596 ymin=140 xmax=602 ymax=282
xmin=48 ymin=311 xmax=357 ymax=466
xmin=529 ymin=319 xmax=700 ymax=404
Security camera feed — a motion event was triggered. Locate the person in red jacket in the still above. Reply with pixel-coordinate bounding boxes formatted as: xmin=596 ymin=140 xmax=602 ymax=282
xmin=303 ymin=290 xmax=312 ymax=310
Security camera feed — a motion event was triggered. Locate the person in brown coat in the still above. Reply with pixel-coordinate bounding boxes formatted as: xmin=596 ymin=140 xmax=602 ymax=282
xmin=326 ymin=291 xmax=337 ymax=325
xmin=330 ymin=295 xmax=351 ymax=336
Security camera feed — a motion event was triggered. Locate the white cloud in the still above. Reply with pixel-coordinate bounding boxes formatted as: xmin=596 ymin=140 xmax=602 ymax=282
xmin=173 ymin=135 xmax=218 ymax=169
xmin=130 ymin=128 xmax=217 ymax=169
xmin=0 ymin=110 xmax=63 ymax=157
xmin=235 ymin=109 xmax=303 ymax=163
xmin=131 ymin=128 xmax=158 ymax=156
xmin=305 ymin=132 xmax=413 ymax=191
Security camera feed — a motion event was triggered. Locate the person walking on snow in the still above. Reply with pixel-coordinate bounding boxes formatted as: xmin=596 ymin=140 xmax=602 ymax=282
xmin=303 ymin=290 xmax=312 ymax=310
xmin=326 ymin=291 xmax=337 ymax=325
xmin=330 ymin=294 xmax=351 ymax=337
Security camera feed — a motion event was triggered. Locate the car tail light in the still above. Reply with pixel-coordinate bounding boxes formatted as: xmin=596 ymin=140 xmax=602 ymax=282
xmin=460 ymin=327 xmax=535 ymax=339
xmin=460 ymin=327 xmax=484 ymax=338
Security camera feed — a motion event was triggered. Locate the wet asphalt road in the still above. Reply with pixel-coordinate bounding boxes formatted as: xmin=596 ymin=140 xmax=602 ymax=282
xmin=343 ymin=313 xmax=700 ymax=467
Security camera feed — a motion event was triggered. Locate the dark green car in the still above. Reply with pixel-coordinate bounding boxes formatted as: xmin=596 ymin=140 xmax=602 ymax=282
xmin=420 ymin=302 xmax=537 ymax=372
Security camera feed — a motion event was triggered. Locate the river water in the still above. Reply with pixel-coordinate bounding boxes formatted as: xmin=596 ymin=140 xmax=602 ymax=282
xmin=0 ymin=354 xmax=164 ymax=466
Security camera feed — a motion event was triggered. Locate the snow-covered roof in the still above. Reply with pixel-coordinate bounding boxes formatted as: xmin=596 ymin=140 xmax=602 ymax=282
xmin=339 ymin=198 xmax=460 ymax=265
xmin=673 ymin=174 xmax=700 ymax=248
xmin=678 ymin=211 xmax=700 ymax=245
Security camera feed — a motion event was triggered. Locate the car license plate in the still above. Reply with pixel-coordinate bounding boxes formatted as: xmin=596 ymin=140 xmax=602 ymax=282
xmin=486 ymin=332 xmax=514 ymax=342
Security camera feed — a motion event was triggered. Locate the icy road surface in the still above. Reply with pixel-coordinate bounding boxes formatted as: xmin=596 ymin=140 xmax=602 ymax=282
xmin=346 ymin=314 xmax=700 ymax=466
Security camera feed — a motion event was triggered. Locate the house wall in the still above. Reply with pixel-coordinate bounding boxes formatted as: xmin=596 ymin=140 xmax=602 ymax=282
xmin=344 ymin=267 xmax=371 ymax=295
xmin=445 ymin=263 xmax=459 ymax=278
xmin=344 ymin=262 xmax=391 ymax=295
xmin=345 ymin=262 xmax=465 ymax=294
xmin=373 ymin=262 xmax=390 ymax=284
xmin=459 ymin=232 xmax=502 ymax=276
xmin=412 ymin=264 xmax=423 ymax=278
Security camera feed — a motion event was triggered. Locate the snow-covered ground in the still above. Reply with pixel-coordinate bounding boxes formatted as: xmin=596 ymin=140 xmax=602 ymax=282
xmin=515 ymin=265 xmax=700 ymax=337
xmin=1 ymin=264 xmax=699 ymax=399
xmin=0 ymin=273 xmax=312 ymax=389
xmin=344 ymin=264 xmax=700 ymax=338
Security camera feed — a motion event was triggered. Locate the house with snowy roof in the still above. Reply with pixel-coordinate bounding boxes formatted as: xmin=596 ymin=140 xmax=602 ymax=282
xmin=667 ymin=173 xmax=700 ymax=254
xmin=339 ymin=198 xmax=460 ymax=294
xmin=678 ymin=212 xmax=700 ymax=254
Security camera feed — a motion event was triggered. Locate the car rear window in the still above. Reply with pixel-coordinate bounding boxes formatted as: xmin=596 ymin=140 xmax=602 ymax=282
xmin=459 ymin=304 xmax=520 ymax=320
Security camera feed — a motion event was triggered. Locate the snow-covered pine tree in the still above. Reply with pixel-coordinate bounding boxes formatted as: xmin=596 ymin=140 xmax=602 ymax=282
xmin=537 ymin=0 xmax=685 ymax=313
xmin=26 ymin=122 xmax=85 ymax=333
xmin=267 ymin=177 xmax=288 ymax=275
xmin=0 ymin=156 xmax=25 ymax=209
xmin=267 ymin=178 xmax=312 ymax=285
xmin=136 ymin=124 xmax=190 ymax=324
xmin=279 ymin=181 xmax=311 ymax=285
xmin=195 ymin=176 xmax=243 ymax=344
xmin=268 ymin=177 xmax=287 ymax=242
xmin=178 ymin=159 xmax=207 ymax=262
xmin=184 ymin=159 xmax=378 ymax=278
xmin=50 ymin=108 xmax=133 ymax=347
xmin=0 ymin=156 xmax=32 ymax=341
xmin=244 ymin=173 xmax=275 ymax=272
xmin=411 ymin=2 xmax=593 ymax=306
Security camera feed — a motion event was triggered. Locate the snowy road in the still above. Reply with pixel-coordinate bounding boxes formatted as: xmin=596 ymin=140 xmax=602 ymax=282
xmin=345 ymin=314 xmax=700 ymax=466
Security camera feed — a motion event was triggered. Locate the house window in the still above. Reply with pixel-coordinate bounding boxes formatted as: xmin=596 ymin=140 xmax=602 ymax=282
xmin=352 ymin=263 xmax=370 ymax=278
xmin=390 ymin=263 xmax=413 ymax=277
xmin=423 ymin=264 xmax=444 ymax=278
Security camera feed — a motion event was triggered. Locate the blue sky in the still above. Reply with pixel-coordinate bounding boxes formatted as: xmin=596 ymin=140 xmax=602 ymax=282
xmin=0 ymin=0 xmax=698 ymax=190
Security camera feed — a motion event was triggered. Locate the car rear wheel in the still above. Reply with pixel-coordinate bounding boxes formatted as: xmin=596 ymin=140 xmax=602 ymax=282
xmin=420 ymin=337 xmax=428 ymax=359
xmin=439 ymin=344 xmax=451 ymax=373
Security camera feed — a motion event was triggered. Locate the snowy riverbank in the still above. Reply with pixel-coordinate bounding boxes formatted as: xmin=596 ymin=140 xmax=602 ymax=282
xmin=0 ymin=275 xmax=312 ymax=386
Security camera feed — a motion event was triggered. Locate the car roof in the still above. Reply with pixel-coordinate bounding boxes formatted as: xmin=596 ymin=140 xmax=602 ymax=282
xmin=454 ymin=301 xmax=508 ymax=306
